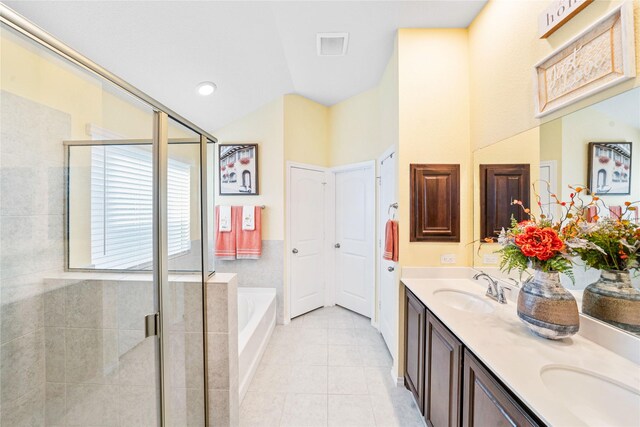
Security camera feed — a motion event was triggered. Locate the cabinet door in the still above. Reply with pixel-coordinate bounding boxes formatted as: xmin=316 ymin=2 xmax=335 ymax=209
xmin=479 ymin=164 xmax=530 ymax=240
xmin=410 ymin=164 xmax=461 ymax=242
xmin=404 ymin=289 xmax=426 ymax=413
xmin=424 ymin=312 xmax=463 ymax=427
xmin=463 ymin=350 xmax=540 ymax=427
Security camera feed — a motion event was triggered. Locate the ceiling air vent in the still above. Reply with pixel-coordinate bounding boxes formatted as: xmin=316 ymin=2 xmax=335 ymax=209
xmin=317 ymin=33 xmax=349 ymax=56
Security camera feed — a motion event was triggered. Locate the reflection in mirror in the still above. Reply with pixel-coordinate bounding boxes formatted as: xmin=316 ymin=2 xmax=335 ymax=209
xmin=473 ymin=87 xmax=640 ymax=336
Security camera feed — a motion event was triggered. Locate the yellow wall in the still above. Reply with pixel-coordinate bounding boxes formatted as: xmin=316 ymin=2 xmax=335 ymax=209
xmin=328 ymin=40 xmax=399 ymax=166
xmin=213 ymin=98 xmax=285 ymax=240
xmin=469 ymin=0 xmax=640 ymax=151
xmin=329 ymin=88 xmax=381 ymax=166
xmin=397 ymin=28 xmax=473 ymax=267
xmin=560 ymin=103 xmax=640 ymax=204
xmin=283 ymin=94 xmax=330 ymax=166
xmin=472 ymin=127 xmax=541 ymax=267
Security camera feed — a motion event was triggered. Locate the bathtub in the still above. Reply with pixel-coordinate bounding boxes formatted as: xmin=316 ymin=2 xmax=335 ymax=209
xmin=238 ymin=287 xmax=276 ymax=402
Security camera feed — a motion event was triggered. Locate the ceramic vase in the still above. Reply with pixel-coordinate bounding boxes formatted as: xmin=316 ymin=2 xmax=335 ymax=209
xmin=582 ymin=270 xmax=640 ymax=333
xmin=517 ymin=270 xmax=580 ymax=340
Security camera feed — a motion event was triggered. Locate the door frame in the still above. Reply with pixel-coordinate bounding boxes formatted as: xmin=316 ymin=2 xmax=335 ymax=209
xmin=376 ymin=145 xmax=398 ymax=331
xmin=331 ymin=160 xmax=376 ymax=324
xmin=285 ymin=162 xmax=332 ymax=323
xmin=539 ymin=160 xmax=558 ymax=218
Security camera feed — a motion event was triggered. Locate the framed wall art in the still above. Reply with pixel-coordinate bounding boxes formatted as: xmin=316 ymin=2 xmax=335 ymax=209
xmin=218 ymin=143 xmax=259 ymax=195
xmin=588 ymin=142 xmax=632 ymax=195
xmin=534 ymin=3 xmax=636 ymax=117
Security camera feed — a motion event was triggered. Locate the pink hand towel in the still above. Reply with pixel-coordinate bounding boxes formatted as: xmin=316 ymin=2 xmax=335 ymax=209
xmin=383 ymin=220 xmax=399 ymax=262
xmin=586 ymin=206 xmax=598 ymax=222
xmin=215 ymin=206 xmax=237 ymax=260
xmin=236 ymin=206 xmax=262 ymax=259
xmin=609 ymin=205 xmax=622 ymax=220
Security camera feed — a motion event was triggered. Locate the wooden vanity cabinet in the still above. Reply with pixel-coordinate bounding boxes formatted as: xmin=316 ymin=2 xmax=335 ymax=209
xmin=404 ymin=289 xmax=425 ymax=412
xmin=404 ymin=287 xmax=543 ymax=427
xmin=424 ymin=312 xmax=463 ymax=427
xmin=463 ymin=350 xmax=539 ymax=427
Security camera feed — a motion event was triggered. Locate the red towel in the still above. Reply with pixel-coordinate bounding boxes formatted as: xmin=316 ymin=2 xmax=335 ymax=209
xmin=236 ymin=206 xmax=262 ymax=259
xmin=383 ymin=220 xmax=398 ymax=262
xmin=609 ymin=205 xmax=622 ymax=220
xmin=215 ymin=206 xmax=237 ymax=260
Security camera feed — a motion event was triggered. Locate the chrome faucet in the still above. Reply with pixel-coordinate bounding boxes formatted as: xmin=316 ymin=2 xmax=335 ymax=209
xmin=473 ymin=272 xmax=507 ymax=304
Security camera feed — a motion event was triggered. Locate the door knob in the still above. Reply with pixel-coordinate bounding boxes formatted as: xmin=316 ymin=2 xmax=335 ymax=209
xmin=292 ymin=248 xmax=298 ymax=254
xmin=334 ymin=243 xmax=341 ymax=248
xmin=387 ymin=266 xmax=395 ymax=272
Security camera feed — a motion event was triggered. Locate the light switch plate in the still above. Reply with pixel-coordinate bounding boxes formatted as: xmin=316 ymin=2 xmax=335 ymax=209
xmin=483 ymin=254 xmax=499 ymax=265
xmin=440 ymin=254 xmax=456 ymax=264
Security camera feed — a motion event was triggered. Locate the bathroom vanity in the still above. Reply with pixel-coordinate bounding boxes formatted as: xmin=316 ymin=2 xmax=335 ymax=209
xmin=402 ymin=269 xmax=640 ymax=427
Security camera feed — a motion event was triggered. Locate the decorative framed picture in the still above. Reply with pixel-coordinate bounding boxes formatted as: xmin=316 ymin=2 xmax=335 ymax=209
xmin=588 ymin=142 xmax=632 ymax=195
xmin=218 ymin=143 xmax=259 ymax=195
xmin=533 ymin=3 xmax=636 ymax=117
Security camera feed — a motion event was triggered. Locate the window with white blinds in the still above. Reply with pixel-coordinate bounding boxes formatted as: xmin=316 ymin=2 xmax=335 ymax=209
xmin=90 ymin=145 xmax=191 ymax=269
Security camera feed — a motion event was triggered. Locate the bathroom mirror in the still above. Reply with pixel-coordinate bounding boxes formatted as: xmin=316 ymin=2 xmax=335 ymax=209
xmin=473 ymin=87 xmax=640 ymax=335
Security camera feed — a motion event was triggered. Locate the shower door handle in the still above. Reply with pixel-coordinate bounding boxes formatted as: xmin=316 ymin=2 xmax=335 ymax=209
xmin=145 ymin=313 xmax=159 ymax=338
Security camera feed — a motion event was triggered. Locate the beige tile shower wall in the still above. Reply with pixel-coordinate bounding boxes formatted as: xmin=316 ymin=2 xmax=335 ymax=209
xmin=0 ymin=91 xmax=70 ymax=426
xmin=206 ymin=274 xmax=239 ymax=427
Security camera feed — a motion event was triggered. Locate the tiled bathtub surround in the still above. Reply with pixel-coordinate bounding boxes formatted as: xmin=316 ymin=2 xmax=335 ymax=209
xmin=215 ymin=240 xmax=284 ymax=324
xmin=206 ymin=273 xmax=239 ymax=427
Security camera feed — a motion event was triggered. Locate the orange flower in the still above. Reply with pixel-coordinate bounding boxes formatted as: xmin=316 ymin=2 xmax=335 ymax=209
xmin=514 ymin=225 xmax=564 ymax=261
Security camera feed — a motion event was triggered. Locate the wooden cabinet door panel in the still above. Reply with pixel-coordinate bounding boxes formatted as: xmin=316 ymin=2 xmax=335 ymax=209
xmin=424 ymin=312 xmax=462 ymax=427
xmin=480 ymin=164 xmax=530 ymax=240
xmin=405 ymin=289 xmax=426 ymax=413
xmin=410 ymin=164 xmax=460 ymax=242
xmin=463 ymin=350 xmax=539 ymax=427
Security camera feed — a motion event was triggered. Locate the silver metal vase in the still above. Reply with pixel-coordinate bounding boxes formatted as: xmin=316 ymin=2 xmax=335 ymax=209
xmin=517 ymin=270 xmax=580 ymax=340
xmin=582 ymin=270 xmax=640 ymax=333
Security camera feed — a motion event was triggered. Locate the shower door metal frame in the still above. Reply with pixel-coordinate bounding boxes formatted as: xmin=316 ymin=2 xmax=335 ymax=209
xmin=1 ymin=4 xmax=216 ymax=426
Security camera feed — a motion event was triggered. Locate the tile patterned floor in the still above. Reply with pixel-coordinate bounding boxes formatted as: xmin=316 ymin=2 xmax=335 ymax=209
xmin=240 ymin=306 xmax=424 ymax=427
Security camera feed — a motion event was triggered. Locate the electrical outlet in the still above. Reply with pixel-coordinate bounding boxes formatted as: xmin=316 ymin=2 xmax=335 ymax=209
xmin=483 ymin=254 xmax=499 ymax=265
xmin=440 ymin=254 xmax=456 ymax=264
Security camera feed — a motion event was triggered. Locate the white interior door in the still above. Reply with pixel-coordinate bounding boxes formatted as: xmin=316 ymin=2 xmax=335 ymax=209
xmin=290 ymin=166 xmax=326 ymax=318
xmin=378 ymin=151 xmax=397 ymax=357
xmin=334 ymin=165 xmax=374 ymax=318
xmin=539 ymin=160 xmax=558 ymax=219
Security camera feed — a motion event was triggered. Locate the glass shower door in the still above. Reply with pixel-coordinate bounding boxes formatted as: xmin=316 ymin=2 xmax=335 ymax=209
xmin=0 ymin=22 xmax=162 ymax=426
xmin=67 ymin=140 xmax=162 ymax=425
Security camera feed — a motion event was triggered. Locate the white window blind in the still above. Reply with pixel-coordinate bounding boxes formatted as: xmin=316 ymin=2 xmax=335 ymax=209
xmin=90 ymin=145 xmax=191 ymax=269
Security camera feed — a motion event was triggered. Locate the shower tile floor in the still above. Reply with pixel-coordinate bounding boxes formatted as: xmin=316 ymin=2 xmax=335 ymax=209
xmin=240 ymin=306 xmax=424 ymax=427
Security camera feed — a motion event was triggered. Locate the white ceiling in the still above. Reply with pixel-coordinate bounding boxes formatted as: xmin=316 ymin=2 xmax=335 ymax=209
xmin=6 ymin=0 xmax=487 ymax=133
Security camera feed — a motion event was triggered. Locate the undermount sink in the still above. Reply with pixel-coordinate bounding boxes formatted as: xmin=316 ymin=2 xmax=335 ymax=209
xmin=432 ymin=289 xmax=494 ymax=314
xmin=540 ymin=365 xmax=640 ymax=426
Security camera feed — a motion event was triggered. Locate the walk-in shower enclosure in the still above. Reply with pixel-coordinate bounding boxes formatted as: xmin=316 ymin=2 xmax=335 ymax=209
xmin=0 ymin=4 xmax=216 ymax=425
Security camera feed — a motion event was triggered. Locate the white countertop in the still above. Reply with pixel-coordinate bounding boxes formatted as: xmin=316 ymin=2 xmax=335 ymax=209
xmin=401 ymin=274 xmax=640 ymax=427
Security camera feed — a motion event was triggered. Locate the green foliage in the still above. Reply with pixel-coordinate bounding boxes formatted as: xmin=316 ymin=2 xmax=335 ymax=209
xmin=572 ymin=219 xmax=639 ymax=272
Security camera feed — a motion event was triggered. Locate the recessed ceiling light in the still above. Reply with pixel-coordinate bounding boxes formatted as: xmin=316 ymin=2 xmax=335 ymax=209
xmin=197 ymin=81 xmax=217 ymax=96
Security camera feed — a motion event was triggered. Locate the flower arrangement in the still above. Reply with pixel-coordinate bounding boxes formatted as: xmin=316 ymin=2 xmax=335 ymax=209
xmin=239 ymin=157 xmax=250 ymax=165
xmin=227 ymin=162 xmax=235 ymax=168
xmin=561 ymin=187 xmax=640 ymax=272
xmin=497 ymin=213 xmax=573 ymax=278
